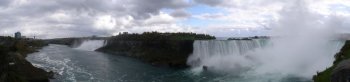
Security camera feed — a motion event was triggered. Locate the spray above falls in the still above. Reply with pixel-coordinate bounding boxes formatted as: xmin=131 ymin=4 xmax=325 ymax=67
xmin=187 ymin=39 xmax=267 ymax=67
xmin=187 ymin=0 xmax=347 ymax=81
xmin=74 ymin=40 xmax=107 ymax=51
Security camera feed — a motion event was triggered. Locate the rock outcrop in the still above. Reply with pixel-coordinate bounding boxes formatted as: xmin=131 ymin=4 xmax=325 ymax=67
xmin=313 ymin=40 xmax=350 ymax=82
xmin=0 ymin=36 xmax=52 ymax=82
xmin=331 ymin=59 xmax=350 ymax=82
xmin=0 ymin=53 xmax=52 ymax=82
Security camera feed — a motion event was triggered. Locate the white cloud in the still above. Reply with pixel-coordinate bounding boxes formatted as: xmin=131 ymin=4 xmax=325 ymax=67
xmin=143 ymin=12 xmax=177 ymax=25
xmin=191 ymin=0 xmax=350 ymax=37
xmin=0 ymin=0 xmax=350 ymax=38
xmin=49 ymin=11 xmax=72 ymax=22
xmin=0 ymin=0 xmax=191 ymax=38
xmin=193 ymin=13 xmax=226 ymax=20
xmin=94 ymin=15 xmax=117 ymax=30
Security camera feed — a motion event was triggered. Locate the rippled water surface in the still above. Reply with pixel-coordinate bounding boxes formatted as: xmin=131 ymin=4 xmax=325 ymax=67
xmin=26 ymin=44 xmax=313 ymax=82
xmin=26 ymin=44 xmax=223 ymax=82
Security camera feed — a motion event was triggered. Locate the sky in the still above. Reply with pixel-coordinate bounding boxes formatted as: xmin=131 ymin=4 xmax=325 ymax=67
xmin=0 ymin=0 xmax=350 ymax=39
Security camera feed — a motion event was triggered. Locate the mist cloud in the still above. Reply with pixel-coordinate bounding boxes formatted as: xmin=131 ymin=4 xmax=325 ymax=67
xmin=188 ymin=0 xmax=349 ymax=81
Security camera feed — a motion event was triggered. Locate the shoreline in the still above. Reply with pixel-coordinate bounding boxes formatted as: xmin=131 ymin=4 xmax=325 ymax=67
xmin=0 ymin=37 xmax=52 ymax=82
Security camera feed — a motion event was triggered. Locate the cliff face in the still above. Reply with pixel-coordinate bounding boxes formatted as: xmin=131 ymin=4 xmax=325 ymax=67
xmin=330 ymin=41 xmax=350 ymax=82
xmin=97 ymin=32 xmax=215 ymax=68
xmin=331 ymin=59 xmax=350 ymax=82
xmin=313 ymin=41 xmax=350 ymax=82
xmin=97 ymin=40 xmax=194 ymax=68
xmin=0 ymin=36 xmax=52 ymax=82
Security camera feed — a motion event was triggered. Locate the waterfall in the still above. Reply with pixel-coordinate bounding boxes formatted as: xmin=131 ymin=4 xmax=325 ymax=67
xmin=187 ymin=38 xmax=345 ymax=79
xmin=74 ymin=40 xmax=106 ymax=51
xmin=187 ymin=39 xmax=267 ymax=68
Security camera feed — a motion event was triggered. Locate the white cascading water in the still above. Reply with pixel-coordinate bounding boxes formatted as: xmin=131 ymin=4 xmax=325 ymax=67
xmin=187 ymin=0 xmax=347 ymax=81
xmin=187 ymin=39 xmax=267 ymax=67
xmin=74 ymin=40 xmax=106 ymax=51
xmin=188 ymin=39 xmax=344 ymax=81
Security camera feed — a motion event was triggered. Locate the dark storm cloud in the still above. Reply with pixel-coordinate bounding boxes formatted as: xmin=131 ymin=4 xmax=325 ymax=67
xmin=129 ymin=0 xmax=191 ymax=19
xmin=193 ymin=0 xmax=224 ymax=6
xmin=0 ymin=0 xmax=192 ymax=38
xmin=171 ymin=9 xmax=191 ymax=18
xmin=0 ymin=0 xmax=11 ymax=7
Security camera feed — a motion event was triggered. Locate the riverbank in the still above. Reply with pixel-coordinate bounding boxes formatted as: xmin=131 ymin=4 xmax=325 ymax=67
xmin=0 ymin=36 xmax=52 ymax=82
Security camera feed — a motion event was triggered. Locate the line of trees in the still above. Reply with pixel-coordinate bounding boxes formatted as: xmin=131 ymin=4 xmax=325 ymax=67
xmin=111 ymin=31 xmax=216 ymax=41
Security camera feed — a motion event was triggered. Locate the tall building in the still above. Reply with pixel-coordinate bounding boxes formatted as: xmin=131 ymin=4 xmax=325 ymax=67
xmin=15 ymin=32 xmax=21 ymax=39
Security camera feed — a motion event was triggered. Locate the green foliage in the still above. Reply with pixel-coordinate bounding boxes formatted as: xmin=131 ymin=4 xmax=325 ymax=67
xmin=313 ymin=41 xmax=350 ymax=82
xmin=111 ymin=31 xmax=216 ymax=41
xmin=15 ymin=40 xmax=30 ymax=55
xmin=313 ymin=66 xmax=334 ymax=82
xmin=0 ymin=36 xmax=50 ymax=82
xmin=228 ymin=36 xmax=269 ymax=40
xmin=100 ymin=40 xmax=194 ymax=68
xmin=0 ymin=45 xmax=9 ymax=55
xmin=0 ymin=71 xmax=27 ymax=82
xmin=27 ymin=40 xmax=47 ymax=48
xmin=99 ymin=32 xmax=215 ymax=68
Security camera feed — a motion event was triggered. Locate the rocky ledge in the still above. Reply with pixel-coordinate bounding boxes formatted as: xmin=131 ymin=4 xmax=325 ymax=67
xmin=0 ymin=36 xmax=52 ymax=82
xmin=331 ymin=59 xmax=350 ymax=82
xmin=313 ymin=40 xmax=350 ymax=82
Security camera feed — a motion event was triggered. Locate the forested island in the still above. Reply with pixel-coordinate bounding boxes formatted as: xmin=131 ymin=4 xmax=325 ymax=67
xmin=97 ymin=32 xmax=215 ymax=68
xmin=0 ymin=36 xmax=52 ymax=82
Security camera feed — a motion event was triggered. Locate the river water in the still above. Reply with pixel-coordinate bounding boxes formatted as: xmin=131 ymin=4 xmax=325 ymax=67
xmin=26 ymin=39 xmax=344 ymax=82
xmin=26 ymin=44 xmax=221 ymax=82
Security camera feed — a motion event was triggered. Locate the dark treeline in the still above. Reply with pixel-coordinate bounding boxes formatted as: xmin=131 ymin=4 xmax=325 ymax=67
xmin=111 ymin=32 xmax=216 ymax=41
xmin=0 ymin=36 xmax=47 ymax=56
xmin=44 ymin=36 xmax=108 ymax=47
xmin=0 ymin=36 xmax=51 ymax=82
xmin=44 ymin=38 xmax=83 ymax=47
xmin=98 ymin=32 xmax=215 ymax=68
xmin=228 ymin=36 xmax=270 ymax=40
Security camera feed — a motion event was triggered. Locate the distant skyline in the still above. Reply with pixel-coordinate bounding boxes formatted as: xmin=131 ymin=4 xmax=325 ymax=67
xmin=0 ymin=0 xmax=350 ymax=39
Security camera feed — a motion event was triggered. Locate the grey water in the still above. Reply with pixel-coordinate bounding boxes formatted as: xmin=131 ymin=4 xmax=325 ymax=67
xmin=25 ymin=39 xmax=343 ymax=82
xmin=26 ymin=44 xmax=221 ymax=82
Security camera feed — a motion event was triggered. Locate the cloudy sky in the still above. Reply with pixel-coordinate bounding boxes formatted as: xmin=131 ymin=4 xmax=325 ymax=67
xmin=0 ymin=0 xmax=350 ymax=38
